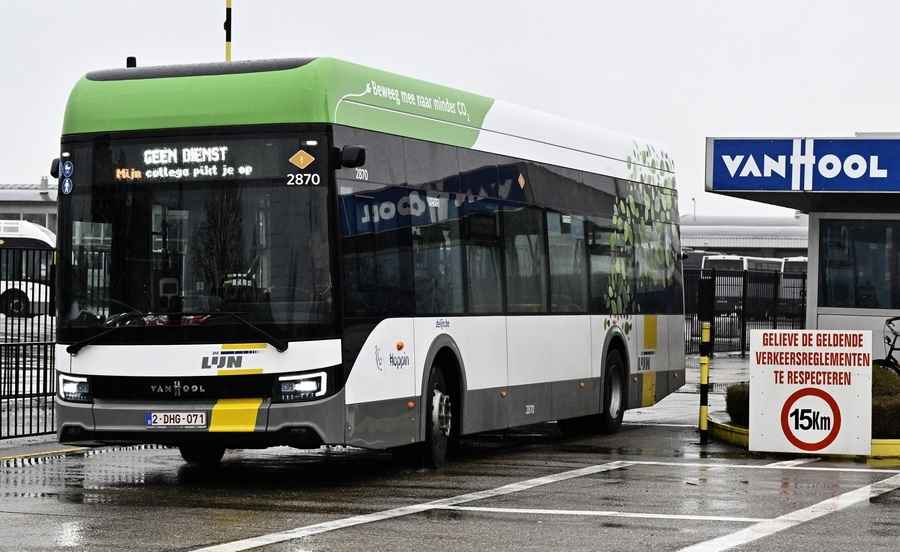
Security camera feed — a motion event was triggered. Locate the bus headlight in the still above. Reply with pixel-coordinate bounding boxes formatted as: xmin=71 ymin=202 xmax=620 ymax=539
xmin=276 ymin=372 xmax=327 ymax=402
xmin=59 ymin=373 xmax=92 ymax=403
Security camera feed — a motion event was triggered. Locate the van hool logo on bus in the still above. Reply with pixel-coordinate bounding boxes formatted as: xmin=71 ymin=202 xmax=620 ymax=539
xmin=149 ymin=380 xmax=206 ymax=397
xmin=200 ymin=349 xmax=260 ymax=370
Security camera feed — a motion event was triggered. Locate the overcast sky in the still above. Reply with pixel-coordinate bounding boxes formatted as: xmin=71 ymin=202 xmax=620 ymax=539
xmin=2 ymin=1 xmax=896 ymax=216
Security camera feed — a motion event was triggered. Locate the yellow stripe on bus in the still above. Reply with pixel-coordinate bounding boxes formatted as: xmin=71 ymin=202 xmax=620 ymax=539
xmin=643 ymin=315 xmax=657 ymax=350
xmin=216 ymin=368 xmax=264 ymax=376
xmin=209 ymin=398 xmax=263 ymax=432
xmin=220 ymin=343 xmax=267 ymax=350
xmin=641 ymin=372 xmax=657 ymax=407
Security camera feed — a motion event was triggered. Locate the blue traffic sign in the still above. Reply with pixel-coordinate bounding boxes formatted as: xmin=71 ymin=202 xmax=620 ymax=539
xmin=62 ymin=160 xmax=74 ymax=179
xmin=62 ymin=178 xmax=73 ymax=195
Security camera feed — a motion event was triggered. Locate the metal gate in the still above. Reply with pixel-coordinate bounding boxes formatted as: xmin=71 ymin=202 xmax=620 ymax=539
xmin=1 ymin=247 xmax=56 ymax=439
xmin=684 ymin=268 xmax=807 ymax=355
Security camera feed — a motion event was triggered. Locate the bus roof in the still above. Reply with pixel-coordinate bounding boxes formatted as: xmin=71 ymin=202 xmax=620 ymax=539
xmin=0 ymin=220 xmax=56 ymax=248
xmin=63 ymin=57 xmax=674 ymax=186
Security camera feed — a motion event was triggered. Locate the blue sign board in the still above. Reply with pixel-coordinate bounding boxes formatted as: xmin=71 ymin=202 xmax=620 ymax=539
xmin=706 ymin=138 xmax=900 ymax=192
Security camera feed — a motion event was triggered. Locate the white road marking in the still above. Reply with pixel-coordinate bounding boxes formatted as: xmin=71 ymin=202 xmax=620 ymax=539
xmin=192 ymin=461 xmax=632 ymax=552
xmin=677 ymin=473 xmax=900 ymax=552
xmin=764 ymin=458 xmax=819 ymax=468
xmin=627 ymin=460 xmax=900 ymax=474
xmin=439 ymin=506 xmax=767 ymax=524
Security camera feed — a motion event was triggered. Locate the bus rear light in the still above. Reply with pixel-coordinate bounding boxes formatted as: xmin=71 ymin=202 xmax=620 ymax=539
xmin=59 ymin=373 xmax=92 ymax=403
xmin=276 ymin=372 xmax=327 ymax=402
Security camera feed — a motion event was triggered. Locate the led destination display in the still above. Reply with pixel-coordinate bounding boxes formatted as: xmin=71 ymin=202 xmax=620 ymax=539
xmin=103 ymin=136 xmax=323 ymax=184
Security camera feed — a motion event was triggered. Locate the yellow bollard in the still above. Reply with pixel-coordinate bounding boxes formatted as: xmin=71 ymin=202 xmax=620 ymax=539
xmin=699 ymin=321 xmax=711 ymax=445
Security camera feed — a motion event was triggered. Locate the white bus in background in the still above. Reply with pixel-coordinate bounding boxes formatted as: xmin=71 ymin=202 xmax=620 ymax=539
xmin=0 ymin=220 xmax=55 ymax=317
xmin=700 ymin=254 xmax=783 ymax=314
xmin=700 ymin=254 xmax=783 ymax=273
xmin=781 ymin=256 xmax=808 ymax=274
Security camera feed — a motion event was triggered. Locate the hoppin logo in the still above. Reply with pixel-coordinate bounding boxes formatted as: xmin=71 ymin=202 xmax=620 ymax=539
xmin=200 ymin=349 xmax=259 ymax=370
xmin=389 ymin=351 xmax=410 ymax=369
xmin=721 ymin=138 xmax=888 ymax=191
xmin=375 ymin=341 xmax=409 ymax=372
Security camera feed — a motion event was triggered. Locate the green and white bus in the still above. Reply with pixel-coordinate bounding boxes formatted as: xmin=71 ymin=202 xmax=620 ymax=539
xmin=54 ymin=57 xmax=684 ymax=466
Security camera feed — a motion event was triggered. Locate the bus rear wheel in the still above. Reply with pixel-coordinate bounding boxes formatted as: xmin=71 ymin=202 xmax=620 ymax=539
xmin=179 ymin=444 xmax=225 ymax=466
xmin=599 ymin=349 xmax=626 ymax=433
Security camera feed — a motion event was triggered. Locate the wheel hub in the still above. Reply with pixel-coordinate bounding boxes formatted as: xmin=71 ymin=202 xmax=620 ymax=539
xmin=432 ymin=389 xmax=452 ymax=437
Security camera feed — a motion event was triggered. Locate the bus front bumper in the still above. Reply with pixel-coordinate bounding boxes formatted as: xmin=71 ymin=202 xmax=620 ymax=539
xmin=55 ymin=388 xmax=346 ymax=448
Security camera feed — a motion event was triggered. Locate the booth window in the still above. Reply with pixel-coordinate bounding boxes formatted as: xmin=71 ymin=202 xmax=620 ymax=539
xmin=819 ymin=219 xmax=900 ymax=309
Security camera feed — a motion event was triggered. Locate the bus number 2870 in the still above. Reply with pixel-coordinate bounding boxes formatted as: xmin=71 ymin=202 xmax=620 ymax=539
xmin=286 ymin=173 xmax=321 ymax=186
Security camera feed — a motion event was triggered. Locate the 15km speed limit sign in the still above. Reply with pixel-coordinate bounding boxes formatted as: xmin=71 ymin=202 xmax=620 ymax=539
xmin=749 ymin=330 xmax=872 ymax=455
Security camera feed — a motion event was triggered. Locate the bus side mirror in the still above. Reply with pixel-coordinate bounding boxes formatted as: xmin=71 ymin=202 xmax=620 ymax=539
xmin=50 ymin=158 xmax=60 ymax=179
xmin=340 ymin=146 xmax=366 ymax=168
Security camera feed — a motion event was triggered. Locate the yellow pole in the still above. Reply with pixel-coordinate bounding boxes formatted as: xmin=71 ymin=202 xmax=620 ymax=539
xmin=699 ymin=321 xmax=711 ymax=445
xmin=225 ymin=0 xmax=233 ymax=62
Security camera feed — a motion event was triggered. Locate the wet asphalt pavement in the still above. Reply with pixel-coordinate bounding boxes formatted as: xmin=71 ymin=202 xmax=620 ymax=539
xmin=2 ymin=399 xmax=900 ymax=551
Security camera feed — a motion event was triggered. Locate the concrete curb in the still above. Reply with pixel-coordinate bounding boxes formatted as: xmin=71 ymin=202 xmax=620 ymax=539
xmin=707 ymin=416 xmax=749 ymax=448
xmin=706 ymin=415 xmax=900 ymax=458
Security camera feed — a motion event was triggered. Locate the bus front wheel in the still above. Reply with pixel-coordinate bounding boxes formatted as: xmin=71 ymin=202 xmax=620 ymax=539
xmin=599 ymin=349 xmax=626 ymax=433
xmin=179 ymin=444 xmax=225 ymax=466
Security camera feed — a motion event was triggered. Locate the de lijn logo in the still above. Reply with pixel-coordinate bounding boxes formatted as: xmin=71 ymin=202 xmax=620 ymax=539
xmin=709 ymin=138 xmax=900 ymax=192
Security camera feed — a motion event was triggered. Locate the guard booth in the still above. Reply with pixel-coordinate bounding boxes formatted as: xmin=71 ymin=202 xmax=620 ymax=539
xmin=705 ymin=137 xmax=900 ymax=336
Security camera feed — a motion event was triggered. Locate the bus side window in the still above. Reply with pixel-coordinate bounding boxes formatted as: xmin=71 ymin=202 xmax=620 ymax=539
xmin=546 ymin=211 xmax=587 ymax=313
xmin=412 ymin=192 xmax=465 ymax=315
xmin=458 ymin=149 xmax=504 ymax=314
xmin=582 ymin=175 xmax=617 ymax=314
xmin=502 ymin=206 xmax=548 ymax=313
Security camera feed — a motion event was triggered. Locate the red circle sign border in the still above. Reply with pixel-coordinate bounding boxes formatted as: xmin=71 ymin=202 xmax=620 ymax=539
xmin=779 ymin=387 xmax=842 ymax=452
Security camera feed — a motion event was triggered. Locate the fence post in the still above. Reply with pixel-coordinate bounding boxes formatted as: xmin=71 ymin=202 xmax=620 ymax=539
xmin=698 ymin=269 xmax=715 ymax=355
xmin=772 ymin=271 xmax=780 ymax=330
xmin=699 ymin=321 xmax=711 ymax=445
xmin=741 ymin=271 xmax=748 ymax=357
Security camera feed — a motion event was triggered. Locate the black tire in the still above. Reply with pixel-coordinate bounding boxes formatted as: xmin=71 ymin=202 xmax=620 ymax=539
xmin=179 ymin=444 xmax=225 ymax=466
xmin=1 ymin=290 xmax=29 ymax=317
xmin=424 ymin=368 xmax=453 ymax=468
xmin=599 ymin=349 xmax=627 ymax=433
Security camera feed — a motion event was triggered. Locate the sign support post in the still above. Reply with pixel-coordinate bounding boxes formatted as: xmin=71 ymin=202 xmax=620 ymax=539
xmin=224 ymin=0 xmax=233 ymax=62
xmin=699 ymin=322 xmax=711 ymax=445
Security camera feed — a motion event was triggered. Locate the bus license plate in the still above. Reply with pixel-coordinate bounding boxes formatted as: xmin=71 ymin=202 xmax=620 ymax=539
xmin=145 ymin=412 xmax=207 ymax=428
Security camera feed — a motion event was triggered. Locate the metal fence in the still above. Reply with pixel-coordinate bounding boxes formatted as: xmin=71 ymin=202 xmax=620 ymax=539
xmin=684 ymin=268 xmax=807 ymax=355
xmin=1 ymin=247 xmax=56 ymax=439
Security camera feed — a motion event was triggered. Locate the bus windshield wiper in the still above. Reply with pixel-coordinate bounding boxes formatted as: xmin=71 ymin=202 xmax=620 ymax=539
xmin=66 ymin=311 xmax=147 ymax=356
xmin=186 ymin=311 xmax=289 ymax=353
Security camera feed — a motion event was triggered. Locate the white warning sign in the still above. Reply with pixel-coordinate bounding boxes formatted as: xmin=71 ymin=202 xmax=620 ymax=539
xmin=749 ymin=330 xmax=872 ymax=455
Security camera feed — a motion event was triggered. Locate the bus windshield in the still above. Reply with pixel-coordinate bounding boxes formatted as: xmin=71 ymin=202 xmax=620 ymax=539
xmin=705 ymin=258 xmax=743 ymax=271
xmin=57 ymin=130 xmax=336 ymax=345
